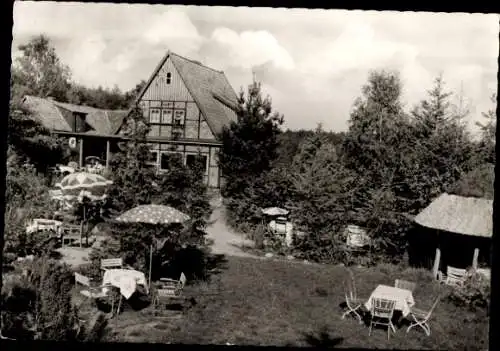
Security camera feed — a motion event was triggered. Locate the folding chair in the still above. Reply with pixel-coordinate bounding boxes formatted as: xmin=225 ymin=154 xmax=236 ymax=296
xmin=445 ymin=266 xmax=467 ymax=287
xmin=407 ymin=296 xmax=440 ymax=336
xmin=74 ymin=272 xmax=109 ymax=299
xmin=395 ymin=279 xmax=417 ymax=292
xmin=100 ymin=258 xmax=123 ymax=271
xmin=369 ymin=298 xmax=396 ymax=340
xmin=341 ymin=270 xmax=365 ymax=324
xmin=152 ymin=273 xmax=187 ymax=316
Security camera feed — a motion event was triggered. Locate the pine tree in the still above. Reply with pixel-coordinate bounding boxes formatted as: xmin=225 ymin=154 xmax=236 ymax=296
xmin=219 ymin=81 xmax=284 ymax=198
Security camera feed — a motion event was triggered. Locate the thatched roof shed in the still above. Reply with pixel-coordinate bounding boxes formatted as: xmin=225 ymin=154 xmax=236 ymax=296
xmin=414 ymin=193 xmax=493 ymax=238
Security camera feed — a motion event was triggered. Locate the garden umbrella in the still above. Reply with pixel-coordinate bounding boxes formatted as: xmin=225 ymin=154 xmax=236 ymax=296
xmin=261 ymin=207 xmax=289 ymax=217
xmin=55 ymin=172 xmax=112 ymax=196
xmin=54 ymin=172 xmax=113 ymax=246
xmin=114 ymin=204 xmax=191 ymax=288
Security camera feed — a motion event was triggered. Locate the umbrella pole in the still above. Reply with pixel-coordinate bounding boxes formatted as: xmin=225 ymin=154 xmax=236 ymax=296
xmin=148 ymin=244 xmax=153 ymax=292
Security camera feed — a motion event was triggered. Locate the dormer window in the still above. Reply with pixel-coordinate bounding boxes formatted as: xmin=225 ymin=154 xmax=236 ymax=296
xmin=74 ymin=112 xmax=86 ymax=133
xmin=166 ymin=72 xmax=172 ymax=84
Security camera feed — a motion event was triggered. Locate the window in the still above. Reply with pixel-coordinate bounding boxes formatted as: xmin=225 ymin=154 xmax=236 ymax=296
xmin=174 ymin=110 xmax=185 ymax=125
xmin=150 ymin=108 xmax=160 ymax=123
xmin=172 ymin=128 xmax=182 ymax=139
xmin=147 ymin=151 xmax=158 ymax=166
xmin=185 ymin=154 xmax=208 ymax=174
xmin=149 ymin=125 xmax=160 ymax=137
xmin=160 ymin=152 xmax=182 ymax=170
xmin=161 ymin=109 xmax=173 ymax=124
xmin=166 ymin=72 xmax=172 ymax=85
xmin=74 ymin=112 xmax=87 ymax=133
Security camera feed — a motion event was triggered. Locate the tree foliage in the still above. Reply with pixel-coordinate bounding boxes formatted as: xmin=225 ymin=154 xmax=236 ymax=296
xmin=219 ymin=81 xmax=284 ymax=196
xmin=475 ymin=93 xmax=497 ymax=164
xmin=1 ymin=258 xmax=109 ymax=341
xmin=13 ymin=35 xmax=72 ymax=102
xmin=219 ymin=81 xmax=284 ymax=229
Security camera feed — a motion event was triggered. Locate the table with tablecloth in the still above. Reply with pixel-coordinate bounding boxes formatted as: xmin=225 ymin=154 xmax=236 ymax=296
xmin=102 ymin=269 xmax=148 ymax=299
xmin=364 ymin=284 xmax=415 ymax=317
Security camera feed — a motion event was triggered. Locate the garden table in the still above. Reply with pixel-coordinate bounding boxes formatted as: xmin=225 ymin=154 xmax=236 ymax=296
xmin=102 ymin=268 xmax=148 ymax=299
xmin=365 ymin=284 xmax=415 ymax=317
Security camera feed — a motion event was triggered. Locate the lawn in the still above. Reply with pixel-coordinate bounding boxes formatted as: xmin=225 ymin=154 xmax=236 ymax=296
xmin=100 ymin=256 xmax=489 ymax=349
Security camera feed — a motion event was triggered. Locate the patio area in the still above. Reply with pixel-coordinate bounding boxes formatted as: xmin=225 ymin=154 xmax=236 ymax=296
xmin=102 ymin=256 xmax=489 ymax=349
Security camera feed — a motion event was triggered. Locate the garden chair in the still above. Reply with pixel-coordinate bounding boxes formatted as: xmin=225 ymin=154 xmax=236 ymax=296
xmin=368 ymin=298 xmax=397 ymax=340
xmin=394 ymin=279 xmax=417 ymax=292
xmin=152 ymin=273 xmax=187 ymax=316
xmin=100 ymin=258 xmax=128 ymax=273
xmin=341 ymin=271 xmax=365 ymax=324
xmin=74 ymin=272 xmax=109 ymax=300
xmin=406 ymin=295 xmax=440 ymax=336
xmin=445 ymin=266 xmax=467 ymax=287
xmin=158 ymin=272 xmax=187 ymax=293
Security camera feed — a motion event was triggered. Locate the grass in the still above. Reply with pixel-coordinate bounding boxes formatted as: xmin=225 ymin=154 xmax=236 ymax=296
xmin=98 ymin=256 xmax=488 ymax=349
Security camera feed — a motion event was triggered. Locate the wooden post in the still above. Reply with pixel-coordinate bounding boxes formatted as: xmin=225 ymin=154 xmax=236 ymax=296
xmin=149 ymin=244 xmax=153 ymax=292
xmin=472 ymin=248 xmax=479 ymax=270
xmin=79 ymin=220 xmax=83 ymax=248
xmin=106 ymin=140 xmax=110 ymax=170
xmin=79 ymin=138 xmax=84 ymax=169
xmin=432 ymin=247 xmax=441 ymax=279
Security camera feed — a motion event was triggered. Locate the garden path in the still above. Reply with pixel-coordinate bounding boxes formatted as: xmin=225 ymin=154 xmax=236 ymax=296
xmin=205 ymin=196 xmax=257 ymax=258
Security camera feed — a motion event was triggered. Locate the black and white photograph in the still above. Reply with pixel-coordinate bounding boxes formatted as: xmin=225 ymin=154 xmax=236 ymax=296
xmin=3 ymin=1 xmax=498 ymax=349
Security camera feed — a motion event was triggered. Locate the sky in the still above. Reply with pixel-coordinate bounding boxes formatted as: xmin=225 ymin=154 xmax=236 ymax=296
xmin=11 ymin=2 xmax=499 ymax=133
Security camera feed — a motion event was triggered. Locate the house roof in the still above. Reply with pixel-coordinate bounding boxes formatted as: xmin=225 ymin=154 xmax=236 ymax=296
xmin=22 ymin=95 xmax=128 ymax=135
xmin=22 ymin=95 xmax=72 ymax=131
xmin=135 ymin=51 xmax=239 ymax=137
xmin=414 ymin=193 xmax=493 ymax=238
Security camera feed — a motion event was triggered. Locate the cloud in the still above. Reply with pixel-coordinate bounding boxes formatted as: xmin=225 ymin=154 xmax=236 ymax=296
xmin=11 ymin=3 xmax=498 ymax=134
xmin=143 ymin=8 xmax=203 ymax=50
xmin=207 ymin=28 xmax=295 ymax=71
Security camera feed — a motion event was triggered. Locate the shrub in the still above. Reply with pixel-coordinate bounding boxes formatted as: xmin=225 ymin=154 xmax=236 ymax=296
xmin=448 ymin=271 xmax=491 ymax=311
xmin=4 ymin=159 xmax=60 ymax=259
xmin=1 ymin=257 xmax=110 ymax=341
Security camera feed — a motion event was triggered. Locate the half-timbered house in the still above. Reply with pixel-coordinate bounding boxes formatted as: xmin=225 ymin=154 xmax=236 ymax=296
xmin=22 ymin=51 xmax=239 ymax=189
xmin=126 ymin=51 xmax=239 ymax=188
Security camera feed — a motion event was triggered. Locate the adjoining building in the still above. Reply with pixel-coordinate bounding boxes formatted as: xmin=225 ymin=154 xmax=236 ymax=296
xmin=22 ymin=51 xmax=240 ymax=189
xmin=409 ymin=193 xmax=493 ymax=278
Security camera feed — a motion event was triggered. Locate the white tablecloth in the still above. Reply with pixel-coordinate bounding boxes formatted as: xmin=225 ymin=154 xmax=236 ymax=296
xmin=364 ymin=284 xmax=415 ymax=317
xmin=102 ymin=269 xmax=147 ymax=299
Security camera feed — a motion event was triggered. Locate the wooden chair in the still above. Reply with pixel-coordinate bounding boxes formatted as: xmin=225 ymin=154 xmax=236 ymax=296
xmin=406 ymin=296 xmax=440 ymax=336
xmin=369 ymin=298 xmax=396 ymax=340
xmin=395 ymin=279 xmax=417 ymax=292
xmin=445 ymin=266 xmax=467 ymax=287
xmin=74 ymin=272 xmax=109 ymax=300
xmin=341 ymin=271 xmax=365 ymax=324
xmin=152 ymin=273 xmax=187 ymax=315
xmin=101 ymin=258 xmax=123 ymax=271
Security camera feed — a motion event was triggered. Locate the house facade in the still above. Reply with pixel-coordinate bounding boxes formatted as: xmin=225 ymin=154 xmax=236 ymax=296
xmin=129 ymin=51 xmax=239 ymax=188
xmin=22 ymin=51 xmax=239 ymax=189
xmin=21 ymin=95 xmax=128 ymax=169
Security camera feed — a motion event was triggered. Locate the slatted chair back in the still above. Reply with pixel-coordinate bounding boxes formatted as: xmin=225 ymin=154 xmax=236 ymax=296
xmin=75 ymin=272 xmax=91 ymax=287
xmin=395 ymin=279 xmax=417 ymax=292
xmin=371 ymin=298 xmax=396 ymax=320
xmin=101 ymin=258 xmax=123 ymax=270
xmin=179 ymin=272 xmax=187 ymax=289
xmin=446 ymin=266 xmax=467 ymax=286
